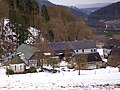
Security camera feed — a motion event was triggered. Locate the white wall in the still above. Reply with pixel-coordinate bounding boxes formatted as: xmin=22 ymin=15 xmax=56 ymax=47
xmin=87 ymin=64 xmax=96 ymax=69
xmin=9 ymin=63 xmax=25 ymax=73
xmin=74 ymin=48 xmax=97 ymax=54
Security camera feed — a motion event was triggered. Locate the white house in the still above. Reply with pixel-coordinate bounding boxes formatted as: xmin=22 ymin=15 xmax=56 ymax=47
xmin=68 ymin=40 xmax=97 ymax=54
xmin=8 ymin=56 xmax=25 ymax=73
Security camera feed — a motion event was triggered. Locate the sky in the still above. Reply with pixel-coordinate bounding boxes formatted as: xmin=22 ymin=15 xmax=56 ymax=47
xmin=48 ymin=0 xmax=120 ymax=6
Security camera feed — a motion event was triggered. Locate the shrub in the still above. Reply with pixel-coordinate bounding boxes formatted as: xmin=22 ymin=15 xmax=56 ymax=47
xmin=25 ymin=67 xmax=37 ymax=73
xmin=6 ymin=68 xmax=14 ymax=75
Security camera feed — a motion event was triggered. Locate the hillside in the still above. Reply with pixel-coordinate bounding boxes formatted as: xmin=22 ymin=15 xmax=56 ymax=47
xmin=80 ymin=7 xmax=100 ymax=15
xmin=88 ymin=2 xmax=120 ymax=21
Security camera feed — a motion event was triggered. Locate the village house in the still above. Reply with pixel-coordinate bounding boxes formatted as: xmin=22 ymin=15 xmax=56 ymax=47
xmin=16 ymin=43 xmax=53 ymax=67
xmin=103 ymin=39 xmax=120 ymax=58
xmin=6 ymin=56 xmax=25 ymax=73
xmin=16 ymin=44 xmax=39 ymax=67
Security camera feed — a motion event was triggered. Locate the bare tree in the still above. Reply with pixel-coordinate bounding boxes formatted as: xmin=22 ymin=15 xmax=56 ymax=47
xmin=75 ymin=54 xmax=88 ymax=75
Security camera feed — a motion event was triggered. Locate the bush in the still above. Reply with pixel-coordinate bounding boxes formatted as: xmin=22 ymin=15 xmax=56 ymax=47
xmin=6 ymin=69 xmax=14 ymax=75
xmin=25 ymin=67 xmax=37 ymax=73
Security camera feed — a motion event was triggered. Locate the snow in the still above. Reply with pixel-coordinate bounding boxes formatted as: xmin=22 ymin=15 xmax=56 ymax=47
xmin=2 ymin=19 xmax=44 ymax=45
xmin=59 ymin=61 xmax=68 ymax=67
xmin=97 ymin=48 xmax=103 ymax=57
xmin=3 ymin=19 xmax=15 ymax=35
xmin=28 ymin=27 xmax=39 ymax=37
xmin=0 ymin=67 xmax=120 ymax=90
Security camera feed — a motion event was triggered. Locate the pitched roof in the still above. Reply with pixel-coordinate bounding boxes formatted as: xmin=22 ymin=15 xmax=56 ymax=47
xmin=48 ymin=42 xmax=73 ymax=53
xmin=87 ymin=53 xmax=102 ymax=62
xmin=32 ymin=43 xmax=53 ymax=53
xmin=30 ymin=52 xmax=45 ymax=60
xmin=48 ymin=40 xmax=96 ymax=53
xmin=68 ymin=40 xmax=96 ymax=50
xmin=17 ymin=44 xmax=38 ymax=60
xmin=10 ymin=56 xmax=25 ymax=64
xmin=74 ymin=53 xmax=102 ymax=62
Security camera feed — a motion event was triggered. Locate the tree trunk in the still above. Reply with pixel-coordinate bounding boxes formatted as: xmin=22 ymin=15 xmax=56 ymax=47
xmin=118 ymin=65 xmax=120 ymax=72
xmin=78 ymin=64 xmax=80 ymax=75
xmin=53 ymin=65 xmax=54 ymax=70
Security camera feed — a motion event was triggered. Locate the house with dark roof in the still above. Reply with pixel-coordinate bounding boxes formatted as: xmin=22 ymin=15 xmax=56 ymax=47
xmin=86 ymin=53 xmax=104 ymax=69
xmin=7 ymin=56 xmax=25 ymax=73
xmin=103 ymin=39 xmax=120 ymax=58
xmin=29 ymin=52 xmax=45 ymax=67
xmin=68 ymin=40 xmax=97 ymax=54
xmin=72 ymin=52 xmax=104 ymax=70
xmin=48 ymin=40 xmax=103 ymax=69
xmin=48 ymin=40 xmax=98 ymax=58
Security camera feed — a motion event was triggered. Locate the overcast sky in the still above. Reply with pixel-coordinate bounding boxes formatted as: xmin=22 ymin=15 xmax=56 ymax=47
xmin=48 ymin=0 xmax=120 ymax=6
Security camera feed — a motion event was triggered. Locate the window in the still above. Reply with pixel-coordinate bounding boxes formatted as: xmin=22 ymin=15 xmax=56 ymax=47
xmin=82 ymin=49 xmax=84 ymax=53
xmin=76 ymin=50 xmax=78 ymax=52
xmin=20 ymin=65 xmax=22 ymax=70
xmin=15 ymin=65 xmax=16 ymax=71
xmin=91 ymin=49 xmax=93 ymax=52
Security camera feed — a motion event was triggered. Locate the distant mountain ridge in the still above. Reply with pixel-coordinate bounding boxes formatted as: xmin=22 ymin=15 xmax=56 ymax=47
xmin=37 ymin=0 xmax=88 ymax=19
xmin=88 ymin=2 xmax=120 ymax=21
xmin=75 ymin=3 xmax=112 ymax=9
xmin=80 ymin=7 xmax=100 ymax=15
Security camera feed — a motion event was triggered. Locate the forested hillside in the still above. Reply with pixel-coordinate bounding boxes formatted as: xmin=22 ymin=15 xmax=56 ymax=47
xmin=0 ymin=0 xmax=94 ymax=58
xmin=88 ymin=2 xmax=120 ymax=21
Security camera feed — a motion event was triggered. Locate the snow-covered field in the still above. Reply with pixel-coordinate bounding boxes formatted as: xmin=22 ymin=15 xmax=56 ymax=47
xmin=0 ymin=67 xmax=120 ymax=90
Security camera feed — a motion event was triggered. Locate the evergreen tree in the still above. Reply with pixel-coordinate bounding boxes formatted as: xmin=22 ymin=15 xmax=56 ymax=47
xmin=47 ymin=28 xmax=54 ymax=42
xmin=9 ymin=0 xmax=39 ymax=45
xmin=41 ymin=4 xmax=50 ymax=23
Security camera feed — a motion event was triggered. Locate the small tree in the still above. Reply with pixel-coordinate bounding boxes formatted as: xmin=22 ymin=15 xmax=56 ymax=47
xmin=38 ymin=53 xmax=45 ymax=70
xmin=108 ymin=55 xmax=120 ymax=67
xmin=75 ymin=54 xmax=88 ymax=75
xmin=47 ymin=56 xmax=59 ymax=70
